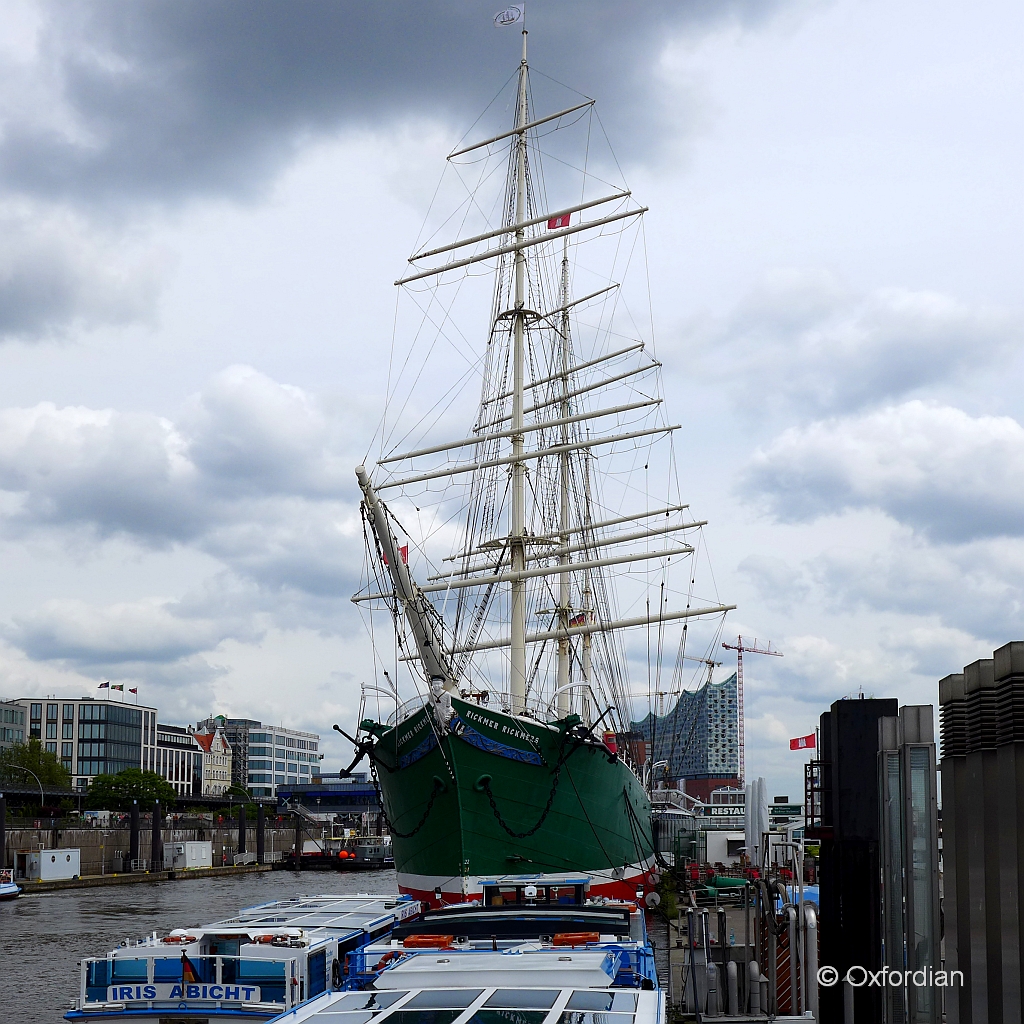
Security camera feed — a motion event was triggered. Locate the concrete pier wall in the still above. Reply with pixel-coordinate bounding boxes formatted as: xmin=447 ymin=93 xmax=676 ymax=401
xmin=2 ymin=825 xmax=296 ymax=876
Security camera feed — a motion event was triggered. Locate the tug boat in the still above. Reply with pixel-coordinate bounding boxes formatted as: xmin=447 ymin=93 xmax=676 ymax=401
xmin=0 ymin=867 xmax=20 ymax=900
xmin=65 ymin=893 xmax=421 ymax=1024
xmin=266 ymin=874 xmax=662 ymax=1024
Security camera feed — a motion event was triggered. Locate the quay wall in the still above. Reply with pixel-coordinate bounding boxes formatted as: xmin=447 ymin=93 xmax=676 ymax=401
xmin=2 ymin=825 xmax=297 ymax=876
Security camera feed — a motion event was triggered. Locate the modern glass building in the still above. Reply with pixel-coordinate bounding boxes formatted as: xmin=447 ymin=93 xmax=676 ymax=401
xmin=631 ymin=672 xmax=740 ymax=783
xmin=15 ymin=697 xmax=157 ymax=790
xmin=246 ymin=724 xmax=322 ymax=798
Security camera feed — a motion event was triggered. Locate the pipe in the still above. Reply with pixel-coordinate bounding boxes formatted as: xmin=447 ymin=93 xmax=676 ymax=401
xmin=294 ymin=814 xmax=303 ymax=871
xmin=844 ymin=977 xmax=855 ymax=1023
xmin=748 ymin=959 xmax=761 ymax=1014
xmin=687 ymin=908 xmax=702 ymax=1022
xmin=804 ymin=903 xmax=819 ymax=1020
xmin=237 ymin=804 xmax=246 ymax=855
xmin=744 ymin=881 xmax=750 ymax=968
xmin=705 ymin=960 xmax=719 ymax=1017
xmin=129 ymin=801 xmax=139 ymax=872
xmin=256 ymin=803 xmax=265 ymax=864
xmin=787 ymin=905 xmax=799 ymax=1015
xmin=0 ymin=793 xmax=6 ymax=870
xmin=726 ymin=960 xmax=738 ymax=1015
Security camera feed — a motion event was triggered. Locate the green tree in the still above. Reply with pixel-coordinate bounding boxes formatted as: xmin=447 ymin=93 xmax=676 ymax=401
xmin=0 ymin=739 xmax=72 ymax=789
xmin=85 ymin=768 xmax=176 ymax=811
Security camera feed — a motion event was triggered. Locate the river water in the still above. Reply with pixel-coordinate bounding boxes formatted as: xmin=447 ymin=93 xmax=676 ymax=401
xmin=0 ymin=868 xmax=398 ymax=1024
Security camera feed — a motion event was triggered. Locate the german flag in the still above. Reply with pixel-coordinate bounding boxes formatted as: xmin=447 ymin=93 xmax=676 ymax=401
xmin=181 ymin=952 xmax=200 ymax=984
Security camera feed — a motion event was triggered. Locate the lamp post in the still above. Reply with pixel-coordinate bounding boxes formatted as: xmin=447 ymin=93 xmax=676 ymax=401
xmin=9 ymin=764 xmax=45 ymax=810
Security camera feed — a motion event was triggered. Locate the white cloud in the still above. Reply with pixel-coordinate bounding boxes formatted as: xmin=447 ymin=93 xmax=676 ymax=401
xmin=743 ymin=401 xmax=1024 ymax=541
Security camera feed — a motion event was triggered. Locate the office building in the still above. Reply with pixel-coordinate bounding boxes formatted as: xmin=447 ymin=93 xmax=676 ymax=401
xmin=1 ymin=699 xmax=26 ymax=752
xmin=631 ymin=672 xmax=740 ymax=797
xmin=245 ymin=723 xmax=322 ymax=798
xmin=14 ymin=696 xmax=157 ymax=790
xmin=155 ymin=723 xmax=204 ymax=797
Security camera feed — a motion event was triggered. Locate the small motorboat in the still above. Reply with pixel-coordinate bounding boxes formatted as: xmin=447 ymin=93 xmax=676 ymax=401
xmin=0 ymin=868 xmax=21 ymax=900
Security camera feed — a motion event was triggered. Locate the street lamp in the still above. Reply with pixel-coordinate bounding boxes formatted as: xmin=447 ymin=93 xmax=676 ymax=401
xmin=9 ymin=764 xmax=45 ymax=809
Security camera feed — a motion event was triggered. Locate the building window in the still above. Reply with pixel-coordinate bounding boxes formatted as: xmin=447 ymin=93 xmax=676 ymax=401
xmin=31 ymin=703 xmax=42 ymax=720
xmin=62 ymin=742 xmax=73 ymax=757
xmin=287 ymin=763 xmax=297 ymax=773
xmin=286 ymin=737 xmax=295 ymax=747
xmin=62 ymin=722 xmax=73 ymax=739
xmin=47 ymin=703 xmax=58 ymax=721
xmin=275 ymin=762 xmax=285 ymax=773
xmin=275 ymin=774 xmax=284 ymax=784
xmin=46 ymin=723 xmax=58 ymax=739
xmin=63 ymin=704 xmax=74 ymax=721
xmin=45 ymin=741 xmax=57 ymax=754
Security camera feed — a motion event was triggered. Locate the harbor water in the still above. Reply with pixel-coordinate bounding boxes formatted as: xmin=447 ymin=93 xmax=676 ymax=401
xmin=1 ymin=868 xmax=398 ymax=1024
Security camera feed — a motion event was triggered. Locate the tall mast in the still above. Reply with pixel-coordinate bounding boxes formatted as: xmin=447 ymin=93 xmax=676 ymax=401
xmin=556 ymin=234 xmax=571 ymax=714
xmin=509 ymin=28 xmax=529 ymax=714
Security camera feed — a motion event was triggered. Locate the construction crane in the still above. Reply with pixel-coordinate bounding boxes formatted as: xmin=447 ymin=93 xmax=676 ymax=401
xmin=722 ymin=635 xmax=783 ymax=785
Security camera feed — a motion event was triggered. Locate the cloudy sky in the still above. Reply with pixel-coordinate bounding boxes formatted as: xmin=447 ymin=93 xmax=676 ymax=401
xmin=0 ymin=0 xmax=1021 ymax=799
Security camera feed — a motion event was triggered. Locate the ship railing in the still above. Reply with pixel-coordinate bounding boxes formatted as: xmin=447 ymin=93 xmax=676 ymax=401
xmin=79 ymin=953 xmax=303 ymax=1011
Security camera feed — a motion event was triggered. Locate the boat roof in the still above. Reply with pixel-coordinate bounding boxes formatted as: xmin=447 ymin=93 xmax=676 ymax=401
xmin=100 ymin=893 xmax=420 ymax=958
xmin=210 ymin=893 xmax=419 ymax=936
xmin=269 ymin=984 xmax=661 ymax=1024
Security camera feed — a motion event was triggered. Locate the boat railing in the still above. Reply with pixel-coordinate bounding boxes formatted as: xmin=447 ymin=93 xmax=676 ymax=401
xmin=79 ymin=952 xmax=304 ymax=1011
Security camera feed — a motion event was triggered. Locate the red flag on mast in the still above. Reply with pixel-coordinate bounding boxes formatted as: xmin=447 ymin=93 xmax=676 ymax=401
xmin=548 ymin=213 xmax=571 ymax=229
xmin=790 ymin=733 xmax=816 ymax=751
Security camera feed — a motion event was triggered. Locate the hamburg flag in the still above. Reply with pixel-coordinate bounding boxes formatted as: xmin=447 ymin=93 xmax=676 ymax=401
xmin=548 ymin=213 xmax=571 ymax=229
xmin=182 ymin=952 xmax=199 ymax=984
xmin=381 ymin=545 xmax=409 ymax=567
xmin=790 ymin=733 xmax=816 ymax=751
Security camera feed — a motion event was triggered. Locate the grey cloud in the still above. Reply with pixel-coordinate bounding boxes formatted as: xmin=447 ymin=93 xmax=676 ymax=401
xmin=688 ymin=270 xmax=1017 ymax=418
xmin=814 ymin=537 xmax=1024 ymax=644
xmin=0 ymin=204 xmax=161 ymax=340
xmin=736 ymin=553 xmax=810 ymax=612
xmin=742 ymin=401 xmax=1024 ymax=542
xmin=5 ymin=597 xmax=242 ymax=667
xmin=0 ymin=1 xmax=781 ymax=209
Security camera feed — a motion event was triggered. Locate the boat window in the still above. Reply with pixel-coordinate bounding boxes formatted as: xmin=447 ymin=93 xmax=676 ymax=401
xmin=154 ymin=958 xmax=189 ymax=982
xmin=318 ymin=1013 xmax=379 ymax=1024
xmin=86 ymin=961 xmax=112 ymax=1000
xmin=484 ymin=991 xmax=559 ymax=1008
xmin=560 ymin=1013 xmax=633 ymax=1024
xmin=465 ymin=1011 xmax=550 ymax=1024
xmin=331 ymin=991 xmax=408 ymax=1011
xmin=405 ymin=990 xmax=483 ymax=1008
xmin=565 ymin=993 xmax=637 ymax=1012
xmin=110 ymin=959 xmax=148 ymax=981
xmin=377 ymin=1012 xmax=467 ymax=1024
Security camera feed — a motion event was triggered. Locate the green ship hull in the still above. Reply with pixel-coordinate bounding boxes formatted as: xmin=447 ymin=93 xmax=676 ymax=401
xmin=365 ymin=697 xmax=656 ymax=903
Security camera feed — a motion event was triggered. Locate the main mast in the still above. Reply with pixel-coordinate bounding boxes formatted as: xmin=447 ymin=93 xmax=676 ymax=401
xmin=509 ymin=28 xmax=529 ymax=714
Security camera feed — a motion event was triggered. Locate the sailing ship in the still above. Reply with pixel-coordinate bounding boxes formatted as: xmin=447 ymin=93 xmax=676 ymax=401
xmin=350 ymin=26 xmax=733 ymax=904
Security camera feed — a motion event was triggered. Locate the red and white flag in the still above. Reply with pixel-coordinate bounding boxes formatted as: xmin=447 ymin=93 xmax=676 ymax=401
xmin=790 ymin=733 xmax=816 ymax=751
xmin=382 ymin=545 xmax=409 ymax=567
xmin=548 ymin=213 xmax=571 ymax=229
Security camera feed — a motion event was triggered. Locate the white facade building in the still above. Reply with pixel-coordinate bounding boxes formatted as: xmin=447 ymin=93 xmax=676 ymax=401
xmin=245 ymin=724 xmax=322 ymax=798
xmin=155 ymin=723 xmax=204 ymax=797
xmin=192 ymin=721 xmax=233 ymax=796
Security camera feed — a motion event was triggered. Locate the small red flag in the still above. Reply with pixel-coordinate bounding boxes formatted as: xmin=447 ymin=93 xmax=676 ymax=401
xmin=548 ymin=213 xmax=571 ymax=229
xmin=129 ymin=687 xmax=138 ymax=694
xmin=382 ymin=545 xmax=409 ymax=567
xmin=790 ymin=733 xmax=816 ymax=751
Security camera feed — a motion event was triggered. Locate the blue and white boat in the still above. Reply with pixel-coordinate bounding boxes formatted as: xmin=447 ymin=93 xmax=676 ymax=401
xmin=0 ymin=867 xmax=20 ymax=900
xmin=268 ymin=875 xmax=662 ymax=1024
xmin=66 ymin=893 xmax=422 ymax=1024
